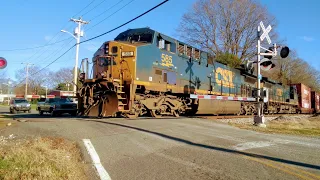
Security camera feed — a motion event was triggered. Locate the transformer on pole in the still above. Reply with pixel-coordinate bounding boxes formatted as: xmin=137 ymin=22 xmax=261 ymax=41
xmin=61 ymin=17 xmax=89 ymax=98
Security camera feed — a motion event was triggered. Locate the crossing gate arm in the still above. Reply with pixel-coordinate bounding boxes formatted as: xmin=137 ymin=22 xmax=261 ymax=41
xmin=190 ymin=94 xmax=256 ymax=101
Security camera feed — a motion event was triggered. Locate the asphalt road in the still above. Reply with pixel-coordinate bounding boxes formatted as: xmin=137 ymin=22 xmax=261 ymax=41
xmin=1 ymin=106 xmax=320 ymax=180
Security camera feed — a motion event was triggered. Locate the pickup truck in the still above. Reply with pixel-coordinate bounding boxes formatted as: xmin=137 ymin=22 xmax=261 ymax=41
xmin=37 ymin=98 xmax=78 ymax=116
xmin=36 ymin=98 xmax=46 ymax=111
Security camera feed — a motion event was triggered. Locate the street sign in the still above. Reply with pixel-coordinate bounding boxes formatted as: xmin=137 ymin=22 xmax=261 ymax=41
xmin=260 ymin=21 xmax=272 ymax=44
xmin=0 ymin=57 xmax=7 ymax=69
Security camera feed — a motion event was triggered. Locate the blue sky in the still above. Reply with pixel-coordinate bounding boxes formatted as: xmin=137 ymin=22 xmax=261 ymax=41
xmin=0 ymin=0 xmax=319 ymax=80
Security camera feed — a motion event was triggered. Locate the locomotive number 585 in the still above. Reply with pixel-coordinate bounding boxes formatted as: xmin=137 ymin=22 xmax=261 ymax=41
xmin=161 ymin=53 xmax=173 ymax=67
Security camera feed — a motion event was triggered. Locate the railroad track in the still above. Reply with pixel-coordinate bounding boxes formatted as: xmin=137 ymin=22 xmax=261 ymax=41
xmin=194 ymin=114 xmax=308 ymax=120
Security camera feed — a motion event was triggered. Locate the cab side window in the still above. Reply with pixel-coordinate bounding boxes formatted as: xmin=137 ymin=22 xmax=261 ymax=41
xmin=158 ymin=36 xmax=175 ymax=53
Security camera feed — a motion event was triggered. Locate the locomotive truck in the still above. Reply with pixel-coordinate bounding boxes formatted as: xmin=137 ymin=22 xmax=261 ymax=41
xmin=76 ymin=27 xmax=317 ymax=118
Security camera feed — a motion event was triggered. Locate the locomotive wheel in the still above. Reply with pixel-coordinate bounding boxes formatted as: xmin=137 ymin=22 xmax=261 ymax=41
xmin=237 ymin=107 xmax=246 ymax=116
xmin=173 ymin=110 xmax=179 ymax=117
xmin=126 ymin=111 xmax=139 ymax=119
xmin=151 ymin=110 xmax=162 ymax=118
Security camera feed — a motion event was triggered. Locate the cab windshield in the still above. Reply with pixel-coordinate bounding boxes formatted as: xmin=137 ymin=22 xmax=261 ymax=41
xmin=115 ymin=33 xmax=153 ymax=43
xmin=15 ymin=99 xmax=28 ymax=103
xmin=49 ymin=98 xmax=72 ymax=103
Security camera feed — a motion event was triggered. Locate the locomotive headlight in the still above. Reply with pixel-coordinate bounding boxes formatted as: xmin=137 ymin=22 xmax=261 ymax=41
xmin=101 ymin=71 xmax=107 ymax=78
xmin=105 ymin=44 xmax=109 ymax=54
xmin=79 ymin=73 xmax=85 ymax=80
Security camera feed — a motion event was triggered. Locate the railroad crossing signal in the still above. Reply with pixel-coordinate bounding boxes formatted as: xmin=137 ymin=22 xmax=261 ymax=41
xmin=255 ymin=21 xmax=290 ymax=126
xmin=0 ymin=57 xmax=7 ymax=69
xmin=260 ymin=21 xmax=272 ymax=44
xmin=280 ymin=46 xmax=290 ymax=58
xmin=260 ymin=58 xmax=275 ymax=71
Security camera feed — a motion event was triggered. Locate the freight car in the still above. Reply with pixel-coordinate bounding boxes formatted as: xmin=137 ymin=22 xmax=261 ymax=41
xmin=76 ymin=27 xmax=314 ymax=118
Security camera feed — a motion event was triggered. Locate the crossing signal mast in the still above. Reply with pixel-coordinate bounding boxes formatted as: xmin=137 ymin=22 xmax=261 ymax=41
xmin=254 ymin=21 xmax=290 ymax=127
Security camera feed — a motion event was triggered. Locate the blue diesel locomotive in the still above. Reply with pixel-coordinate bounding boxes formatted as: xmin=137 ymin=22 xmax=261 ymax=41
xmin=77 ymin=27 xmax=300 ymax=118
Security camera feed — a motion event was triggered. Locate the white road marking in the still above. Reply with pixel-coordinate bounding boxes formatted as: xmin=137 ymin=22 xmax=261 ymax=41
xmin=233 ymin=141 xmax=275 ymax=151
xmin=83 ymin=139 xmax=112 ymax=180
xmin=129 ymin=138 xmax=224 ymax=175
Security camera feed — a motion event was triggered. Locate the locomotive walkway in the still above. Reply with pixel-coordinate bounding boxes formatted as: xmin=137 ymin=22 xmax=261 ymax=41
xmin=1 ymin=106 xmax=319 ymax=180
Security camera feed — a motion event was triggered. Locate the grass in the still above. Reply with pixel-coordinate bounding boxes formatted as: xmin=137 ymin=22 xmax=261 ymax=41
xmin=0 ymin=121 xmax=8 ymax=129
xmin=0 ymin=113 xmax=12 ymax=129
xmin=229 ymin=115 xmax=320 ymax=136
xmin=0 ymin=137 xmax=88 ymax=180
xmin=0 ymin=104 xmax=37 ymax=109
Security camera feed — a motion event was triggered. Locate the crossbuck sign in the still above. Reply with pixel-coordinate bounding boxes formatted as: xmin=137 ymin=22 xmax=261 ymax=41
xmin=260 ymin=21 xmax=272 ymax=44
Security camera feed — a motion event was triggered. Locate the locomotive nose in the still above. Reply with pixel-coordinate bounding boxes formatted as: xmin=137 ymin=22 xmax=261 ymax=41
xmin=88 ymin=92 xmax=119 ymax=118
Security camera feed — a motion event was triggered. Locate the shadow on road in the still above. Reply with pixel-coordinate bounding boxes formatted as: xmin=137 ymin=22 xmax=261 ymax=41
xmin=3 ymin=110 xmax=319 ymax=171
xmin=81 ymin=119 xmax=320 ymax=171
xmin=9 ymin=113 xmax=187 ymax=120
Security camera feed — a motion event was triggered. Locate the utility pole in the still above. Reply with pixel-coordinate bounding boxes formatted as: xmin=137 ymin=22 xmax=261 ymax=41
xmin=21 ymin=63 xmax=34 ymax=99
xmin=44 ymin=86 xmax=48 ymax=98
xmin=67 ymin=83 xmax=70 ymax=91
xmin=62 ymin=17 xmax=89 ymax=97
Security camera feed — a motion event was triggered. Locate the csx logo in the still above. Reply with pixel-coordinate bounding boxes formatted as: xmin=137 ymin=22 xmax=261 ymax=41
xmin=214 ymin=67 xmax=235 ymax=87
xmin=160 ymin=53 xmax=173 ymax=67
xmin=276 ymin=89 xmax=283 ymax=96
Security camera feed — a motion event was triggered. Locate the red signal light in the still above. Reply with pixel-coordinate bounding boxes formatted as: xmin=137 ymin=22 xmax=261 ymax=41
xmin=0 ymin=57 xmax=7 ymax=69
xmin=260 ymin=61 xmax=272 ymax=67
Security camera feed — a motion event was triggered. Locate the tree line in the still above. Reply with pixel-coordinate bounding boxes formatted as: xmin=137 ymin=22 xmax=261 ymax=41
xmin=13 ymin=67 xmax=75 ymax=95
xmin=178 ymin=0 xmax=320 ymax=91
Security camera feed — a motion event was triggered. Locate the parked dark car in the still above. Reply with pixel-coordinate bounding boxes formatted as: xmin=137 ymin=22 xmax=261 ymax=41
xmin=9 ymin=98 xmax=31 ymax=114
xmin=37 ymin=98 xmax=77 ymax=116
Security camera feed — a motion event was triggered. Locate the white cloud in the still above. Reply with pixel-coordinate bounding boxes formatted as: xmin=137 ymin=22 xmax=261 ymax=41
xmin=300 ymin=36 xmax=315 ymax=42
xmin=44 ymin=35 xmax=52 ymax=41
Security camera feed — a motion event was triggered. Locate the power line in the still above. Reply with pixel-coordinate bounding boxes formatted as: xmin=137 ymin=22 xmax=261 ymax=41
xmin=33 ymin=39 xmax=75 ymax=65
xmin=87 ymin=0 xmax=136 ymax=31
xmin=81 ymin=0 xmax=108 ymax=17
xmin=14 ymin=0 xmax=169 ymax=87
xmin=32 ymin=46 xmax=75 ymax=75
xmin=0 ymin=38 xmax=71 ymax=52
xmin=1 ymin=0 xmax=96 ymax=54
xmin=81 ymin=0 xmax=169 ymax=44
xmin=72 ymin=0 xmax=97 ymax=18
xmin=88 ymin=0 xmax=125 ymax=22
xmin=23 ymin=0 xmax=100 ymax=64
xmin=13 ymin=45 xmax=76 ymax=88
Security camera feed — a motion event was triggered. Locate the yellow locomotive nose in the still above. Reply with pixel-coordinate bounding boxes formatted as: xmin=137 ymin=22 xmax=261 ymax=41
xmin=87 ymin=92 xmax=118 ymax=118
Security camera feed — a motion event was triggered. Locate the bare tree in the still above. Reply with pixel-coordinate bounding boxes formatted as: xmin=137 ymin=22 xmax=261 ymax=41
xmin=50 ymin=68 xmax=73 ymax=85
xmin=15 ymin=66 xmax=52 ymax=95
xmin=178 ymin=0 xmax=277 ymax=61
xmin=0 ymin=72 xmax=10 ymax=94
xmin=262 ymin=51 xmax=320 ymax=91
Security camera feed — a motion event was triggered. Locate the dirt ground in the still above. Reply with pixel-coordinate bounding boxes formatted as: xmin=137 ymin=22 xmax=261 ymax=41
xmin=218 ymin=115 xmax=320 ymax=137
